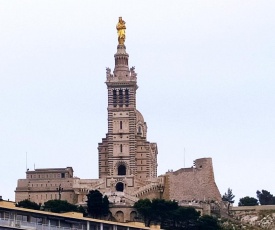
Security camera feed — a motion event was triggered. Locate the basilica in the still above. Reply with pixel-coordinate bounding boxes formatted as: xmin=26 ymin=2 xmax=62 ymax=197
xmin=15 ymin=18 xmax=221 ymax=222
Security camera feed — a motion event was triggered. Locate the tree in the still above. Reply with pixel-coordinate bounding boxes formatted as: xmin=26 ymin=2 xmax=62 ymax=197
xmin=151 ymin=199 xmax=178 ymax=228
xmin=169 ymin=206 xmax=200 ymax=229
xmin=134 ymin=199 xmax=206 ymax=229
xmin=86 ymin=190 xmax=109 ymax=219
xmin=16 ymin=199 xmax=40 ymax=210
xmin=197 ymin=215 xmax=221 ymax=230
xmin=43 ymin=199 xmax=78 ymax=213
xmin=256 ymin=190 xmax=275 ymax=205
xmin=238 ymin=196 xmax=258 ymax=206
xmin=222 ymin=188 xmax=235 ymax=214
xmin=134 ymin=199 xmax=154 ymax=227
xmin=102 ymin=195 xmax=110 ymax=217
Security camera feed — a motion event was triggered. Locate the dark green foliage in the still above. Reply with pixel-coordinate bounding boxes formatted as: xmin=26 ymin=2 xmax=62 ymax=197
xmin=238 ymin=196 xmax=258 ymax=206
xmin=197 ymin=215 xmax=221 ymax=230
xmin=222 ymin=188 xmax=235 ymax=214
xmin=43 ymin=199 xmax=78 ymax=213
xmin=222 ymin=188 xmax=235 ymax=204
xmin=102 ymin=195 xmax=110 ymax=216
xmin=256 ymin=190 xmax=275 ymax=205
xmin=133 ymin=198 xmax=153 ymax=227
xmin=168 ymin=206 xmax=200 ymax=229
xmin=16 ymin=199 xmax=40 ymax=210
xmin=152 ymin=199 xmax=178 ymax=226
xmin=86 ymin=190 xmax=109 ymax=218
xmin=134 ymin=198 xmax=219 ymax=229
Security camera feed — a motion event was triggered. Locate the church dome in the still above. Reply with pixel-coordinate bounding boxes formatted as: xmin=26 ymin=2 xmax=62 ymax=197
xmin=135 ymin=110 xmax=147 ymax=137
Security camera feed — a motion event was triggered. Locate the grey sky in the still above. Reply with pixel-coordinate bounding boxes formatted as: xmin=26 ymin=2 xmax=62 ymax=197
xmin=0 ymin=1 xmax=274 ymax=204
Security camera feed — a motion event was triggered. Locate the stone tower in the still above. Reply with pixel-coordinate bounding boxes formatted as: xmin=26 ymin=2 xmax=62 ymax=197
xmin=98 ymin=43 xmax=158 ymax=193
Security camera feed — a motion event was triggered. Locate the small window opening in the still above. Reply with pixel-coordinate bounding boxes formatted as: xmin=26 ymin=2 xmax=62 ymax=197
xmin=120 ymin=121 xmax=122 ymax=130
xmin=138 ymin=126 xmax=142 ymax=135
xmin=113 ymin=90 xmax=117 ymax=107
xmin=119 ymin=89 xmax=123 ymax=107
xmin=120 ymin=144 xmax=123 ymax=153
xmin=125 ymin=89 xmax=129 ymax=107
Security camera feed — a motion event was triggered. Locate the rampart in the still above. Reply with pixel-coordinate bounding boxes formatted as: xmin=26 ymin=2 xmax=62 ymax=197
xmin=164 ymin=158 xmax=221 ymax=202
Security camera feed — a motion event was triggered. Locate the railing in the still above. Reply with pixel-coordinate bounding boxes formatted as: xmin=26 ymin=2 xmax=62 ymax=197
xmin=0 ymin=217 xmax=82 ymax=230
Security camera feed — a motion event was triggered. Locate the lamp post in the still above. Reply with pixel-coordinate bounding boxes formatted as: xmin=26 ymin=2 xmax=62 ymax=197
xmin=57 ymin=184 xmax=63 ymax=200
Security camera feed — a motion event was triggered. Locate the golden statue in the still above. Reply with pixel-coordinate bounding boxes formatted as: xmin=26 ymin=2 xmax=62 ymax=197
xmin=116 ymin=17 xmax=126 ymax=45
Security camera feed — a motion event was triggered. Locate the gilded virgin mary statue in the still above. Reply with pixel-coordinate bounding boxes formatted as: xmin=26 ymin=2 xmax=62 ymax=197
xmin=116 ymin=17 xmax=126 ymax=45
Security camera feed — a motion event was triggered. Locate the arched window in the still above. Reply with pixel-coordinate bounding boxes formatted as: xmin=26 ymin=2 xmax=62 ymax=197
xmin=118 ymin=165 xmax=126 ymax=175
xmin=113 ymin=90 xmax=117 ymax=107
xmin=119 ymin=89 xmax=123 ymax=107
xmin=116 ymin=182 xmax=124 ymax=192
xmin=125 ymin=89 xmax=129 ymax=107
xmin=138 ymin=126 xmax=142 ymax=135
xmin=130 ymin=211 xmax=137 ymax=221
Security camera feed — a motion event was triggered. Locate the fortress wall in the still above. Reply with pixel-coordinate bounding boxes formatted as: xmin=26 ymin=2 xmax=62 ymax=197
xmin=138 ymin=190 xmax=159 ymax=200
xmin=162 ymin=175 xmax=170 ymax=200
xmin=167 ymin=158 xmax=221 ymax=202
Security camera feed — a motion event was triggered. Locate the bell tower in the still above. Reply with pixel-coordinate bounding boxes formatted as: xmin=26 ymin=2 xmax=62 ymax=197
xmin=98 ymin=17 xmax=158 ymax=193
xmin=104 ymin=43 xmax=138 ymax=178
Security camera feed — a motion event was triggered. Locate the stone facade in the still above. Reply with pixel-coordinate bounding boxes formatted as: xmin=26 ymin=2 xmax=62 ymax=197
xmin=15 ymin=35 xmax=221 ymax=222
xmin=15 ymin=167 xmax=76 ymax=204
xmin=97 ymin=44 xmax=158 ymax=197
xmin=163 ymin=158 xmax=221 ymax=202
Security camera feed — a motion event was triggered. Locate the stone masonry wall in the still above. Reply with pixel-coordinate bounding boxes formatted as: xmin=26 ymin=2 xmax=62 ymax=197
xmin=167 ymin=158 xmax=221 ymax=202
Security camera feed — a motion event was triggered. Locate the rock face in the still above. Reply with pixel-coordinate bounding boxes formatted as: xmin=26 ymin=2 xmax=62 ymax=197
xmin=238 ymin=212 xmax=275 ymax=229
xmin=229 ymin=206 xmax=275 ymax=229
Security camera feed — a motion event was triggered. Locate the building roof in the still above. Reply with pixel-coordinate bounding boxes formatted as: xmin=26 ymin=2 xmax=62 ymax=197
xmin=0 ymin=201 xmax=151 ymax=229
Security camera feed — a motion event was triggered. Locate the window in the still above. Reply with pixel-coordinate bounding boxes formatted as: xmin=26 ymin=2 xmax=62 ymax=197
xmin=120 ymin=144 xmax=123 ymax=153
xmin=120 ymin=121 xmax=122 ymax=129
xmin=119 ymin=89 xmax=123 ymax=107
xmin=138 ymin=126 xmax=142 ymax=134
xmin=125 ymin=89 xmax=129 ymax=107
xmin=118 ymin=165 xmax=126 ymax=175
xmin=113 ymin=89 xmax=117 ymax=107
xmin=61 ymin=173 xmax=65 ymax=178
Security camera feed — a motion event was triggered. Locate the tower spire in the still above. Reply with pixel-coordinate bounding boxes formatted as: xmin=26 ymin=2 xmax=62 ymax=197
xmin=114 ymin=17 xmax=129 ymax=74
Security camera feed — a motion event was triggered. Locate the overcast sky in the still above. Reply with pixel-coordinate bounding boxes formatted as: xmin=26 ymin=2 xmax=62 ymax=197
xmin=0 ymin=1 xmax=274 ymax=205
